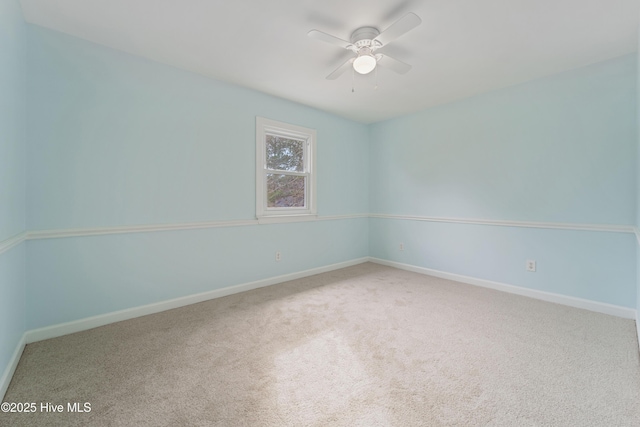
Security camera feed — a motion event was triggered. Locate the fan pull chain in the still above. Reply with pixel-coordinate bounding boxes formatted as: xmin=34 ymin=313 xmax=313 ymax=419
xmin=352 ymin=67 xmax=355 ymax=93
xmin=374 ymin=65 xmax=378 ymax=90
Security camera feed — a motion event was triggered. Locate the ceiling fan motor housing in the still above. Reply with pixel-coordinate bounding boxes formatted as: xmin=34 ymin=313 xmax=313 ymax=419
xmin=350 ymin=27 xmax=382 ymax=49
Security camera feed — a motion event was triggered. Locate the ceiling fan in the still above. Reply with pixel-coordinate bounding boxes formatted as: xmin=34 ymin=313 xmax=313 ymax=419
xmin=308 ymin=12 xmax=422 ymax=80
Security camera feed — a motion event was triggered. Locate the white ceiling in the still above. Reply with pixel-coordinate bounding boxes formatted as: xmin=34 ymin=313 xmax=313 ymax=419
xmin=19 ymin=0 xmax=639 ymax=123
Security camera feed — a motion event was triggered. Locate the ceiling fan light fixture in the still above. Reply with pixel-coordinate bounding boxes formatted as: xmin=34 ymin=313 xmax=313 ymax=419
xmin=353 ymin=50 xmax=377 ymax=75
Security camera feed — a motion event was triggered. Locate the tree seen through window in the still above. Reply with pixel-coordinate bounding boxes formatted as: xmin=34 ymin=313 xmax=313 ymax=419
xmin=266 ymin=135 xmax=306 ymax=207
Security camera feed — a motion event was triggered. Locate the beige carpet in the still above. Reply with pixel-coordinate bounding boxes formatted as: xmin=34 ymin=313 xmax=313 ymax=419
xmin=2 ymin=262 xmax=640 ymax=426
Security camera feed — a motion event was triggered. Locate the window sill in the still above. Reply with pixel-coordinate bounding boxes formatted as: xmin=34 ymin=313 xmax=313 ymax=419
xmin=257 ymin=214 xmax=318 ymax=225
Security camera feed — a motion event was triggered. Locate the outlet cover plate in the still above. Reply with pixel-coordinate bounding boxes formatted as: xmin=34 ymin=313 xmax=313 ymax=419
xmin=526 ymin=260 xmax=536 ymax=272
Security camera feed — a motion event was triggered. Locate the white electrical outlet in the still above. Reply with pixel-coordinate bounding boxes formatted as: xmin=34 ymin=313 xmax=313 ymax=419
xmin=399 ymin=243 xmax=404 ymax=251
xmin=275 ymin=251 xmax=281 ymax=262
xmin=526 ymin=260 xmax=536 ymax=272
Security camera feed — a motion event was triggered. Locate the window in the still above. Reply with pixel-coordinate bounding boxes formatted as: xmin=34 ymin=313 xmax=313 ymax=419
xmin=256 ymin=117 xmax=316 ymax=220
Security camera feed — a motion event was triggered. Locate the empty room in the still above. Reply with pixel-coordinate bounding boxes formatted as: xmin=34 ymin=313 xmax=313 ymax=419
xmin=1 ymin=0 xmax=640 ymax=425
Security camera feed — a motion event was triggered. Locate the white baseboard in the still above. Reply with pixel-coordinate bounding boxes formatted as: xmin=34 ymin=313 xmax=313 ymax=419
xmin=25 ymin=257 xmax=370 ymax=344
xmin=0 ymin=333 xmax=26 ymax=400
xmin=368 ymin=257 xmax=637 ymax=319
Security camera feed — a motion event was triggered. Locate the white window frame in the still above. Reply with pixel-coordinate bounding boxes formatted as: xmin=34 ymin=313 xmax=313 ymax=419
xmin=256 ymin=117 xmax=317 ymax=222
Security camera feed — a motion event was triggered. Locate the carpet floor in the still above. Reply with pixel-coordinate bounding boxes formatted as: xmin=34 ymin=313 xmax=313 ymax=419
xmin=2 ymin=262 xmax=640 ymax=426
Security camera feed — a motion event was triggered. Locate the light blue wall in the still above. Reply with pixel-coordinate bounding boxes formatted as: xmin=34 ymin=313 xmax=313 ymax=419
xmin=26 ymin=27 xmax=369 ymax=229
xmin=0 ymin=0 xmax=26 ymax=239
xmin=370 ymin=218 xmax=635 ymax=307
xmin=0 ymin=0 xmax=26 ymax=390
xmin=370 ymin=55 xmax=637 ymax=308
xmin=27 ymin=219 xmax=367 ymax=328
xmin=370 ymin=55 xmax=636 ymax=224
xmin=25 ymin=26 xmax=370 ymax=328
xmin=636 ymin=23 xmax=640 ymax=327
xmin=0 ymin=246 xmax=25 ymax=365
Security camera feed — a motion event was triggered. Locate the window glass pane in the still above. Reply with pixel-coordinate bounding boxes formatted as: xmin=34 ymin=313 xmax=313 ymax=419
xmin=267 ymin=174 xmax=305 ymax=207
xmin=266 ymin=135 xmax=304 ymax=172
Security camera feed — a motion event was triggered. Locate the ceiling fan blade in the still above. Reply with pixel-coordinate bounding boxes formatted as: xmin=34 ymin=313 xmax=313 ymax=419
xmin=373 ymin=12 xmax=421 ymax=46
xmin=308 ymin=30 xmax=353 ymax=50
xmin=326 ymin=58 xmax=354 ymax=80
xmin=377 ymin=54 xmax=412 ymax=74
